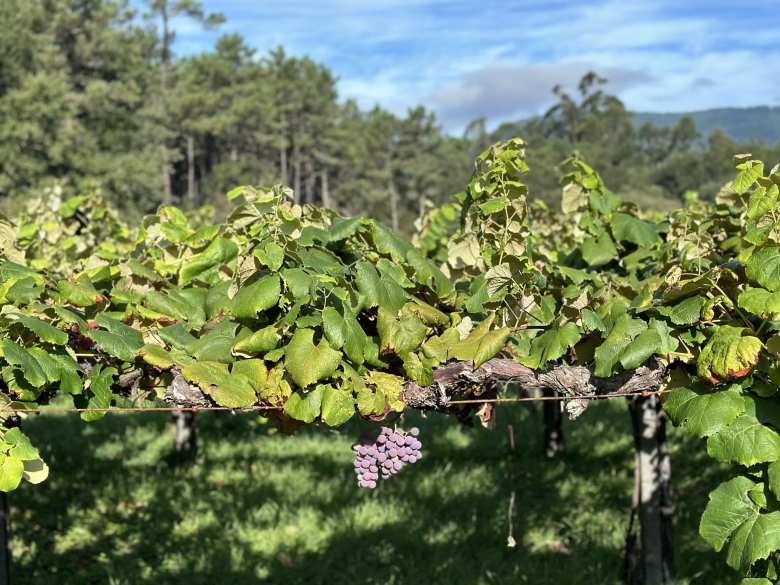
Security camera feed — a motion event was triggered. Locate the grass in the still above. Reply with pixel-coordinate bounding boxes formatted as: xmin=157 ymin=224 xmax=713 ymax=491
xmin=7 ymin=400 xmax=733 ymax=584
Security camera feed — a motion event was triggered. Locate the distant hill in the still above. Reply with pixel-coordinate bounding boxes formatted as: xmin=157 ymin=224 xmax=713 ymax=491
xmin=632 ymin=106 xmax=780 ymax=145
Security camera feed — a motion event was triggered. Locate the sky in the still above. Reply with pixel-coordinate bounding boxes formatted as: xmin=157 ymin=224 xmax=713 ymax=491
xmin=162 ymin=0 xmax=780 ymax=132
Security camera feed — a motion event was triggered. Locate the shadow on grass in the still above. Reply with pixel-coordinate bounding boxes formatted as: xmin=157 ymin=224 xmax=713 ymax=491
xmin=7 ymin=400 xmax=732 ymax=585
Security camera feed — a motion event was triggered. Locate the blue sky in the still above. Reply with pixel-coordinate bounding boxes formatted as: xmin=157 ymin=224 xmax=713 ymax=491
xmin=157 ymin=0 xmax=780 ymax=131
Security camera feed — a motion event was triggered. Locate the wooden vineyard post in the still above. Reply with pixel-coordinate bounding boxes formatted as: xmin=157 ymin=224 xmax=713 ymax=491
xmin=627 ymin=395 xmax=674 ymax=585
xmin=0 ymin=492 xmax=10 ymax=585
xmin=171 ymin=411 xmax=198 ymax=463
xmin=543 ymin=388 xmax=565 ymax=458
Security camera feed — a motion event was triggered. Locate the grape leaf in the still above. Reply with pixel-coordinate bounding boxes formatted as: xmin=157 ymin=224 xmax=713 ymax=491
xmin=610 ymin=213 xmax=661 ymax=247
xmin=0 ymin=455 xmax=24 ymax=492
xmin=14 ymin=315 xmax=68 ymax=345
xmin=657 ymin=296 xmax=705 ymax=325
xmin=707 ymin=396 xmax=780 ymax=466
xmin=519 ymin=323 xmax=581 ymax=369
xmin=746 ymin=247 xmax=780 ymax=292
xmin=231 ymin=274 xmax=281 ymax=319
xmin=664 ymin=384 xmax=745 ymax=438
xmin=284 ymin=328 xmax=342 ymax=388
xmin=321 ymin=385 xmax=354 ymax=426
xmin=697 ymin=326 xmax=762 ymax=382
xmin=700 ymin=476 xmax=780 ymax=572
xmin=283 ymin=385 xmax=324 ymax=423
xmin=594 ymin=314 xmax=646 ymax=377
xmin=738 ymin=287 xmax=780 ymax=318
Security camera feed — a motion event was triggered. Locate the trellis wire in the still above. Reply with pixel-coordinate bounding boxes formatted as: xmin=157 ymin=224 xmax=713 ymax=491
xmin=1 ymin=388 xmax=670 ymax=415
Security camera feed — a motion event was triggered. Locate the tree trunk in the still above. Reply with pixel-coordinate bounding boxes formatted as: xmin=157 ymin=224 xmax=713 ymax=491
xmin=171 ymin=411 xmax=197 ymax=463
xmin=279 ymin=130 xmax=287 ymax=185
xmin=389 ymin=180 xmax=399 ymax=232
xmin=293 ymin=142 xmax=302 ymax=204
xmin=304 ymin=159 xmax=315 ymax=205
xmin=186 ymin=134 xmax=197 ymax=207
xmin=160 ymin=156 xmax=172 ymax=205
xmin=321 ymin=169 xmax=331 ymax=209
xmin=159 ymin=5 xmax=172 ymax=206
xmin=628 ymin=396 xmax=674 ymax=585
xmin=543 ymin=388 xmax=564 ymax=458
xmin=417 ymin=191 xmax=426 ymax=222
xmin=0 ymin=492 xmax=10 ymax=585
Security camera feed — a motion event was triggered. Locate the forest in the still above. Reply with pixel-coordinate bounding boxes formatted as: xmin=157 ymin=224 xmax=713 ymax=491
xmin=3 ymin=0 xmax=780 ymax=229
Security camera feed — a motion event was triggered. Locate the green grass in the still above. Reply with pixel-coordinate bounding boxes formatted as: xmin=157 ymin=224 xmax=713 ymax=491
xmin=8 ymin=401 xmax=732 ymax=584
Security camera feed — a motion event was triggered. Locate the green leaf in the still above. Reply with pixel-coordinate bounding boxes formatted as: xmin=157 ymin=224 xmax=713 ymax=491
xmin=232 ymin=326 xmax=280 ymax=357
xmin=747 ymin=183 xmax=779 ymax=221
xmin=365 ymin=371 xmax=404 ymax=412
xmin=658 ymin=296 xmax=705 ymax=325
xmin=746 ymin=247 xmax=780 ymax=292
xmin=231 ymin=274 xmax=281 ymax=319
xmin=519 ymin=323 xmax=581 ymax=369
xmin=57 ymin=275 xmax=101 ymax=307
xmin=179 ymin=238 xmax=238 ymax=285
xmin=610 ymin=213 xmax=661 ymax=247
xmin=448 ymin=316 xmax=511 ymax=366
xmin=259 ymin=364 xmax=292 ymax=405
xmin=738 ymin=287 xmax=780 ymax=318
xmin=281 ymin=268 xmax=313 ymax=299
xmin=357 ymin=385 xmax=386 ymax=416
xmin=321 ymin=385 xmax=355 ymax=426
xmin=81 ymin=365 xmax=116 ymax=422
xmin=594 ymin=314 xmax=646 ymax=377
xmin=89 ymin=331 xmax=140 ymax=363
xmin=4 ymin=427 xmax=40 ymax=460
xmin=284 ymin=329 xmax=342 ymax=388
xmin=354 ymin=261 xmax=406 ymax=312
xmin=401 ymin=351 xmax=434 ymax=386
xmin=22 ymin=458 xmax=49 ymax=485
xmin=697 ymin=325 xmax=762 ymax=382
xmin=186 ymin=321 xmax=239 ymax=363
xmin=208 ymin=378 xmax=257 ymax=408
xmin=255 ymin=241 xmax=285 ymax=271
xmin=283 ymin=385 xmax=324 ymax=423
xmin=377 ymin=309 xmax=427 ymax=355
xmin=732 ymin=159 xmax=764 ymax=194
xmin=619 ymin=319 xmax=678 ymax=370
xmin=143 ymin=288 xmax=207 ymax=330
xmin=1 ymin=341 xmax=46 ymax=387
xmin=139 ymin=344 xmax=173 ymax=369
xmin=768 ymin=460 xmax=780 ymax=500
xmin=0 ymin=455 xmax=24 ymax=492
xmin=14 ymin=315 xmax=68 ymax=345
xmin=700 ymin=476 xmax=780 ymax=572
xmin=231 ymin=359 xmax=267 ymax=393
xmin=707 ymin=396 xmax=780 ymax=466
xmin=180 ymin=361 xmax=256 ymax=408
xmin=581 ymin=230 xmax=617 ymax=267
xmin=664 ymin=384 xmax=745 ymax=438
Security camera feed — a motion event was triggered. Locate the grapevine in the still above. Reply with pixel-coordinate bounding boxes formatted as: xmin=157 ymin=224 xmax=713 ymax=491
xmin=0 ymin=140 xmax=779 ymax=578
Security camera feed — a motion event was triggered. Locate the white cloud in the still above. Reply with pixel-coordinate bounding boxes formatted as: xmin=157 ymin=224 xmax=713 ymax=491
xmin=164 ymin=0 xmax=780 ymax=130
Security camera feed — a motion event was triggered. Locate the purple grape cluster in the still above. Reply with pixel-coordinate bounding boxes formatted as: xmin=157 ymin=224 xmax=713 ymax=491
xmin=353 ymin=426 xmax=422 ymax=489
xmin=68 ymin=325 xmax=97 ymax=352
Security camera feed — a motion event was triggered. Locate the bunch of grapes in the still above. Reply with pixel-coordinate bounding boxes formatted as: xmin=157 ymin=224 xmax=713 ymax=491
xmin=68 ymin=324 xmax=97 ymax=352
xmin=353 ymin=426 xmax=422 ymax=489
xmin=77 ymin=359 xmax=96 ymax=374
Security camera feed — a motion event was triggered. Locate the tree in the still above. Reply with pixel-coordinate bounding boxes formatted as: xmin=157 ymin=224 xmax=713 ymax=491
xmin=143 ymin=0 xmax=223 ymax=204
